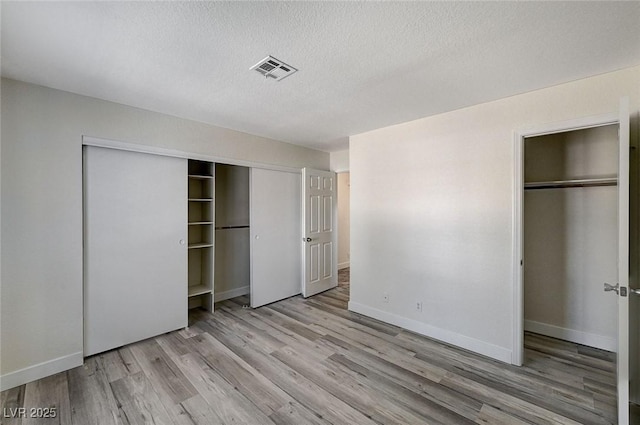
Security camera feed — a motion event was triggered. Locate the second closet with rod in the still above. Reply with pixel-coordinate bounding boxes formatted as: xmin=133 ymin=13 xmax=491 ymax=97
xmin=214 ymin=164 xmax=251 ymax=305
xmin=523 ymin=124 xmax=619 ymax=352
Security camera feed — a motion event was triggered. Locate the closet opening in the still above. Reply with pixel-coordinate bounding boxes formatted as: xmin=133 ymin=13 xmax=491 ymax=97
xmin=187 ymin=161 xmax=251 ymax=312
xmin=521 ymin=123 xmax=619 ymax=421
xmin=337 ymin=172 xmax=350 ymax=293
xmin=213 ymin=163 xmax=251 ymax=307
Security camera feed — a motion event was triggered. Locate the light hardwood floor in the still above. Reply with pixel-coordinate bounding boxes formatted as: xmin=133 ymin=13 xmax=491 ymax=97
xmin=1 ymin=269 xmax=620 ymax=424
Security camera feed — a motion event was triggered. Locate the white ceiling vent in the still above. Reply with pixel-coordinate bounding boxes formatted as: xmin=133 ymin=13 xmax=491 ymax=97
xmin=250 ymin=56 xmax=298 ymax=81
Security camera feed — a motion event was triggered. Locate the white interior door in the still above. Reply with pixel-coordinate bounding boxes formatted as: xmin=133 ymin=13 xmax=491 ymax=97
xmin=84 ymin=146 xmax=187 ymax=356
xmin=302 ymin=168 xmax=338 ymax=297
xmin=617 ymin=98 xmax=632 ymax=424
xmin=250 ymin=168 xmax=301 ymax=308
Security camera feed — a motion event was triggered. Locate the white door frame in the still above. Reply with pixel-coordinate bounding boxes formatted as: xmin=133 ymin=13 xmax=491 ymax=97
xmin=511 ymin=112 xmax=619 ymax=366
xmin=82 ymin=136 xmax=302 ymax=174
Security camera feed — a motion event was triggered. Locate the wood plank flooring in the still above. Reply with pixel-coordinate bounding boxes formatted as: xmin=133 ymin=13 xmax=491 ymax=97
xmin=1 ymin=268 xmax=620 ymax=424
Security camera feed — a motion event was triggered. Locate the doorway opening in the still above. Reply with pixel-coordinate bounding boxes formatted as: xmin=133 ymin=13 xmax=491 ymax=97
xmin=523 ymin=125 xmax=619 ymax=351
xmin=337 ymin=172 xmax=350 ymax=293
xmin=513 ymin=115 xmax=625 ymax=423
xmin=524 ymin=125 xmax=619 ymax=422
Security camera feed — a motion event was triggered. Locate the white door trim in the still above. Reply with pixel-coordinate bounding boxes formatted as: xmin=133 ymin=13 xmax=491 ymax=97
xmin=512 ymin=112 xmax=619 ymax=366
xmin=82 ymin=135 xmax=302 ymax=174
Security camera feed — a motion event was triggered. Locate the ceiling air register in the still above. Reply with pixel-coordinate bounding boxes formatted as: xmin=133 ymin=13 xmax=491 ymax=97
xmin=250 ymin=56 xmax=298 ymax=81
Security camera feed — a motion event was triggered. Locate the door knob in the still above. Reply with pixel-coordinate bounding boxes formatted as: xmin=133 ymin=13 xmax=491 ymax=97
xmin=303 ymin=237 xmax=312 ymax=242
xmin=604 ymin=282 xmax=619 ymax=294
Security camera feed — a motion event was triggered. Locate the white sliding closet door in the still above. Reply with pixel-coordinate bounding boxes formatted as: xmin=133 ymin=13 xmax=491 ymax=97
xmin=84 ymin=146 xmax=187 ymax=356
xmin=250 ymin=168 xmax=301 ymax=308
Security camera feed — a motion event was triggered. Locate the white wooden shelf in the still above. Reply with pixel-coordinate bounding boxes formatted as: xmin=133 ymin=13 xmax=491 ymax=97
xmin=188 ymin=284 xmax=212 ymax=297
xmin=188 ymin=242 xmax=213 ymax=249
xmin=188 ymin=174 xmax=214 ymax=180
xmin=188 ymin=221 xmax=214 ymax=226
xmin=188 ymin=198 xmax=213 ymax=202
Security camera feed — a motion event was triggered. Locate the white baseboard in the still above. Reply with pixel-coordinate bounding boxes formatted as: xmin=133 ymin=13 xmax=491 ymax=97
xmin=348 ymin=301 xmax=512 ymax=363
xmin=524 ymin=320 xmax=616 ymax=352
xmin=215 ymin=285 xmax=250 ymax=302
xmin=338 ymin=262 xmax=350 ymax=270
xmin=0 ymin=351 xmax=83 ymax=392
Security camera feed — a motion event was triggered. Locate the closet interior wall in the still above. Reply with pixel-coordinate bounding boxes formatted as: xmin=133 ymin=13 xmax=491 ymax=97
xmin=524 ymin=125 xmax=619 ymax=351
xmin=214 ymin=164 xmax=251 ymax=303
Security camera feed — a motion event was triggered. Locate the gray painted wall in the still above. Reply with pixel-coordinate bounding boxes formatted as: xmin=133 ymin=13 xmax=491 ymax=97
xmin=0 ymin=78 xmax=328 ymax=388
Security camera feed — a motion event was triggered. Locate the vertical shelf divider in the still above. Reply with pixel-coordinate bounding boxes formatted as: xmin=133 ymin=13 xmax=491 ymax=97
xmin=187 ymin=160 xmax=215 ymax=312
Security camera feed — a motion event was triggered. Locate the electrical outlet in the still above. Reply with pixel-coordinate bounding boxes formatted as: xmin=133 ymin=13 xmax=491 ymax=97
xmin=383 ymin=293 xmax=389 ymax=303
xmin=416 ymin=301 xmax=423 ymax=312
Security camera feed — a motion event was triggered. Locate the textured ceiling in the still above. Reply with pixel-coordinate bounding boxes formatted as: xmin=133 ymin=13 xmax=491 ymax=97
xmin=2 ymin=1 xmax=639 ymax=152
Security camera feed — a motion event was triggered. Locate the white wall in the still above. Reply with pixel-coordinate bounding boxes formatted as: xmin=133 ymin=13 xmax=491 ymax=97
xmin=0 ymin=78 xmax=328 ymax=390
xmin=330 ymin=149 xmax=349 ymax=172
xmin=337 ymin=172 xmax=351 ymax=269
xmin=349 ymin=66 xmax=640 ymax=363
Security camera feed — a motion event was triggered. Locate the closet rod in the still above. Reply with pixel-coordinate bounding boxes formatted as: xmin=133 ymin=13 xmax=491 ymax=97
xmin=524 ymin=177 xmax=617 ymax=190
xmin=215 ymin=225 xmax=250 ymax=230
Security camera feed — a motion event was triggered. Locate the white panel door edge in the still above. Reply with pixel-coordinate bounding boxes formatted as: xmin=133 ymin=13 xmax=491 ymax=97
xmin=302 ymin=168 xmax=338 ymax=297
xmin=617 ymin=97 xmax=631 ymax=424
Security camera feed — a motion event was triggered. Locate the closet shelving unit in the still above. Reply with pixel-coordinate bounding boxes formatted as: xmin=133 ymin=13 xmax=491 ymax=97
xmin=187 ymin=160 xmax=215 ymax=311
